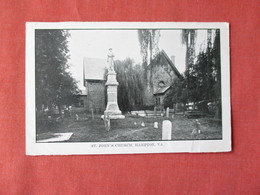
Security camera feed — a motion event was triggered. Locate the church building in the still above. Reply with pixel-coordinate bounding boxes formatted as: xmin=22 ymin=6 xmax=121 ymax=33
xmin=80 ymin=50 xmax=181 ymax=113
xmin=82 ymin=57 xmax=107 ymax=113
xmin=144 ymin=50 xmax=181 ymax=109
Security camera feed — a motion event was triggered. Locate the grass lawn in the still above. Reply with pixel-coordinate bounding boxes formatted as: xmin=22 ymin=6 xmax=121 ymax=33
xmin=36 ymin=113 xmax=222 ymax=142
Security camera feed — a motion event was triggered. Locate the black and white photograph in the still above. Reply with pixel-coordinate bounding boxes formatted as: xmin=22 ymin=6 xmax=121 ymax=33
xmin=26 ymin=22 xmax=231 ymax=155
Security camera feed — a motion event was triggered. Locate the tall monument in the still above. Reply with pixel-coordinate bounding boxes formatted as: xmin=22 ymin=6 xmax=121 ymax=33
xmin=104 ymin=48 xmax=125 ymax=119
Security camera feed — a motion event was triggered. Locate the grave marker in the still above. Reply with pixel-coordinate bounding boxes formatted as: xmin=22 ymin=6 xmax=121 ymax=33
xmin=166 ymin=107 xmax=169 ymax=117
xmin=162 ymin=120 xmax=172 ymax=140
xmin=91 ymin=108 xmax=94 ymax=120
xmin=154 ymin=107 xmax=157 ymax=118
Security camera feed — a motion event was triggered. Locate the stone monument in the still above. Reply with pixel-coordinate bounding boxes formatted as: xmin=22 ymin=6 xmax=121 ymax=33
xmin=103 ymin=48 xmax=125 ymax=119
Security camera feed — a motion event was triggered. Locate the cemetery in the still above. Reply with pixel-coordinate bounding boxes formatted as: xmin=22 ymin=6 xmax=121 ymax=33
xmin=36 ymin=48 xmax=221 ymax=143
xmin=35 ymin=29 xmax=222 ymax=143
xmin=36 ymin=111 xmax=222 ymax=142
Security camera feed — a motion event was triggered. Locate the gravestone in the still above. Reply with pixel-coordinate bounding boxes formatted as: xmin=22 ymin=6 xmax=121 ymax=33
xmin=162 ymin=120 xmax=172 ymax=140
xmin=166 ymin=107 xmax=169 ymax=117
xmin=154 ymin=122 xmax=158 ymax=129
xmin=154 ymin=107 xmax=157 ymax=118
xmin=91 ymin=108 xmax=94 ymax=120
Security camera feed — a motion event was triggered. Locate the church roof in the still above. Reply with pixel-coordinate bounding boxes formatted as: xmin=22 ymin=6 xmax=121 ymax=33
xmin=153 ymin=50 xmax=182 ymax=78
xmin=83 ymin=58 xmax=107 ymax=81
xmin=153 ymin=86 xmax=171 ymax=95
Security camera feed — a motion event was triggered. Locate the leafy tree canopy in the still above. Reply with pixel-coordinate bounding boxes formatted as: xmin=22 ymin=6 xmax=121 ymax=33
xmin=165 ymin=29 xmax=221 ymax=117
xmin=35 ymin=30 xmax=79 ymax=112
xmin=114 ymin=58 xmax=145 ymax=112
xmin=138 ymin=29 xmax=160 ymax=67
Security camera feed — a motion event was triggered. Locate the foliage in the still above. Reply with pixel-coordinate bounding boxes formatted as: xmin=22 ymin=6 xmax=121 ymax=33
xmin=163 ymin=75 xmax=189 ymax=108
xmin=138 ymin=29 xmax=161 ymax=99
xmin=181 ymin=29 xmax=197 ymax=70
xmin=138 ymin=29 xmax=160 ymax=66
xmin=191 ymin=29 xmax=221 ymax=102
xmin=114 ymin=58 xmax=145 ymax=112
xmin=165 ymin=30 xmax=221 ymax=117
xmin=35 ymin=30 xmax=79 ymax=113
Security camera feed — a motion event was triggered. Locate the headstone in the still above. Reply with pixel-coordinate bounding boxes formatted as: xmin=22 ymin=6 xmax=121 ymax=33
xmin=91 ymin=108 xmax=94 ymax=120
xmin=75 ymin=114 xmax=79 ymax=121
xmin=141 ymin=122 xmax=145 ymax=127
xmin=154 ymin=107 xmax=157 ymax=118
xmin=68 ymin=106 xmax=72 ymax=116
xmin=134 ymin=122 xmax=137 ymax=126
xmin=166 ymin=107 xmax=169 ymax=118
xmin=162 ymin=120 xmax=172 ymax=140
xmin=154 ymin=122 xmax=158 ymax=129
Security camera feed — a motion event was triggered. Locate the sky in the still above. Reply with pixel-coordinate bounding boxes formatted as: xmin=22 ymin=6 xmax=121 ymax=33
xmin=67 ymin=29 xmax=209 ymax=89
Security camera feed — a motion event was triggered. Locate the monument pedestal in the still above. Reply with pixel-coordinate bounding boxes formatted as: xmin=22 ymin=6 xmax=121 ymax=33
xmin=103 ymin=71 xmax=125 ymax=120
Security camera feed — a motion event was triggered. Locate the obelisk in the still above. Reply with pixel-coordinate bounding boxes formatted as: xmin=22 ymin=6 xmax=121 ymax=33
xmin=104 ymin=48 xmax=125 ymax=119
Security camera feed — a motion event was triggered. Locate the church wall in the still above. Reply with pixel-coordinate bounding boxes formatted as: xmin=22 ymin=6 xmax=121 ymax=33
xmin=85 ymin=80 xmax=106 ymax=113
xmin=151 ymin=58 xmax=178 ymax=93
xmin=143 ymin=55 xmax=178 ymax=107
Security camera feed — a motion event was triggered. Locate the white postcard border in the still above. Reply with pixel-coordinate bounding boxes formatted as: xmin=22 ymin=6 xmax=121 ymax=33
xmin=26 ymin=22 xmax=231 ymax=155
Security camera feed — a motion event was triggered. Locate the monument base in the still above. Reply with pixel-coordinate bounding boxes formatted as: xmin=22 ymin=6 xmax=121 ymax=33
xmin=101 ymin=114 xmax=125 ymax=120
xmin=102 ymin=102 xmax=125 ymax=119
xmin=102 ymin=69 xmax=125 ymax=120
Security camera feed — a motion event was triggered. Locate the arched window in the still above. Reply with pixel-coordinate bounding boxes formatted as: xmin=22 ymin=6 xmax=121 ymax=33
xmin=158 ymin=81 xmax=165 ymax=87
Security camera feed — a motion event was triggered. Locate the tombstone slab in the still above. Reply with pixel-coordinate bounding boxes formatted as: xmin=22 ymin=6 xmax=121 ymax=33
xmin=162 ymin=120 xmax=172 ymax=140
xmin=166 ymin=107 xmax=170 ymax=118
xmin=154 ymin=122 xmax=158 ymax=129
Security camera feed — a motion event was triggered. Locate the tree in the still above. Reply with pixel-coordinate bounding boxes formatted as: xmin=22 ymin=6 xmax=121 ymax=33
xmin=181 ymin=29 xmax=197 ymax=89
xmin=187 ymin=29 xmax=222 ymax=116
xmin=114 ymin=58 xmax=145 ymax=112
xmin=35 ymin=30 xmax=79 ymax=114
xmin=138 ymin=29 xmax=160 ymax=66
xmin=212 ymin=30 xmax=221 ymax=99
xmin=211 ymin=29 xmax=221 ymax=118
xmin=138 ymin=29 xmax=160 ymax=103
xmin=181 ymin=29 xmax=197 ymax=70
xmin=166 ymin=29 xmax=221 ymax=117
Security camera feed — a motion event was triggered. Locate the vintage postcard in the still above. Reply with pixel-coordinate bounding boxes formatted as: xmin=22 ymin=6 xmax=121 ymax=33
xmin=26 ymin=22 xmax=231 ymax=155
